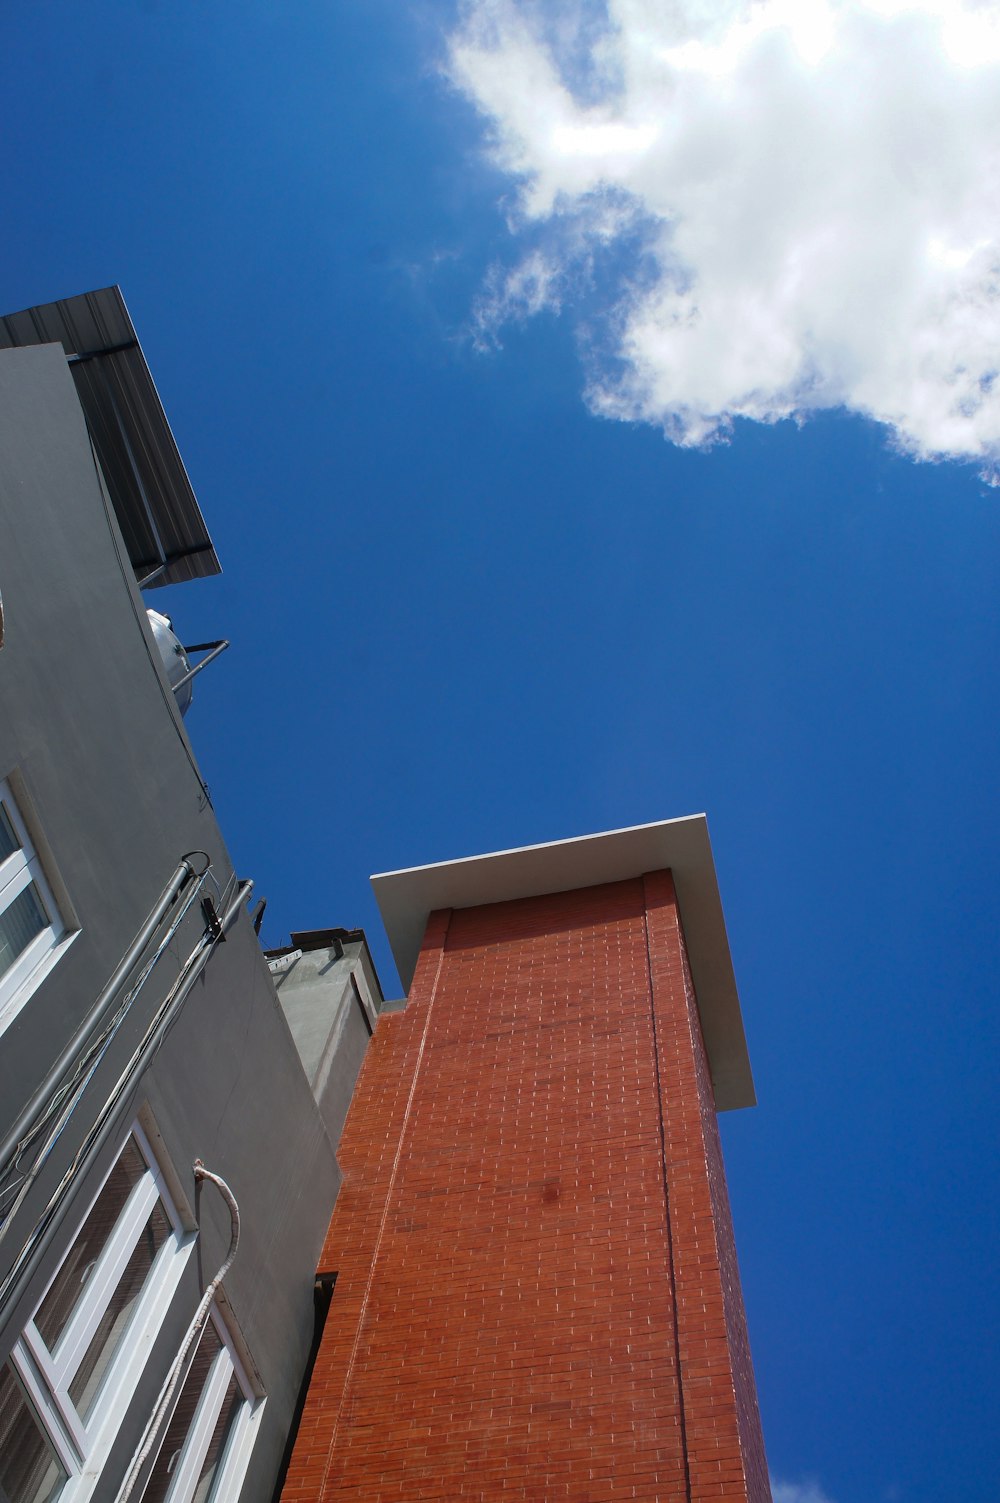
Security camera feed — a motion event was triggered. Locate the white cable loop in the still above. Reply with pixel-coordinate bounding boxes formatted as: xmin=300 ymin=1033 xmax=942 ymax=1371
xmin=116 ymin=1163 xmax=240 ymax=1503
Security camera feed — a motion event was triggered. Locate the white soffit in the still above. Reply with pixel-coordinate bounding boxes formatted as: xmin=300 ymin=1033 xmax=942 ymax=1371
xmin=371 ymin=815 xmax=755 ymax=1112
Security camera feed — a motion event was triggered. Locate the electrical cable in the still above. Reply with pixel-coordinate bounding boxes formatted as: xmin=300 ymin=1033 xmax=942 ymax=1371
xmin=0 ymin=851 xmax=211 ymax=1192
xmin=115 ymin=1163 xmax=241 ymax=1503
xmin=0 ymin=880 xmax=252 ymax=1322
xmin=0 ymin=866 xmax=213 ymax=1233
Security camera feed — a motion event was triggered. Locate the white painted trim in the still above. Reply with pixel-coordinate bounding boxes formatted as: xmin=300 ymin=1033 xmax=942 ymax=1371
xmin=69 ymin=1231 xmax=194 ymax=1502
xmin=211 ymin=1393 xmax=263 ymax=1503
xmin=212 ymin=1285 xmax=264 ymax=1401
xmin=12 ymin=1118 xmax=196 ymax=1503
xmin=135 ymin=1106 xmax=196 ymax=1234
xmin=0 ymin=930 xmax=80 ymax=1035
xmin=0 ymin=852 xmax=34 ymax=902
xmin=0 ymin=777 xmax=71 ymax=1032
xmin=163 ymin=1348 xmax=234 ymax=1503
xmin=148 ymin=1305 xmax=263 ymax=1503
xmin=371 ymin=814 xmax=756 ymax=1111
xmin=212 ymin=1307 xmax=254 ymax=1412
xmin=0 ymin=921 xmax=56 ymax=1005
xmin=8 ymin=1117 xmax=261 ymax=1503
xmin=9 ymin=1337 xmax=83 ymax=1473
xmin=51 ymin=1175 xmax=159 ymax=1383
xmin=3 ymin=766 xmax=80 ymax=934
xmin=20 ymin=1324 xmax=89 ymax=1457
xmin=267 ymin=948 xmax=302 ymax=974
xmin=199 ymin=1303 xmax=264 ymax=1503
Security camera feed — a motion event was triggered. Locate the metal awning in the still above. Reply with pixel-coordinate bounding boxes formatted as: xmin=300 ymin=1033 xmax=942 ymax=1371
xmin=0 ymin=286 xmax=221 ymax=588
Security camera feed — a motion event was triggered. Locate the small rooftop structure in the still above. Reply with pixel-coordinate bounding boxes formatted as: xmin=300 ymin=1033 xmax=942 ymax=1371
xmin=371 ymin=814 xmax=755 ymax=1111
xmin=0 ymin=286 xmax=220 ymax=588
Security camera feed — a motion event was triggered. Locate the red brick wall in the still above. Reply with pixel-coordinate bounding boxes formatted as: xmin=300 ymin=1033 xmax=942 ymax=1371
xmin=281 ymin=877 xmax=769 ymax=1503
xmin=642 ymin=872 xmax=771 ymax=1503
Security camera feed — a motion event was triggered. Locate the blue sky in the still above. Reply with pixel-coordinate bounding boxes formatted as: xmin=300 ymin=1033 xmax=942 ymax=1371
xmin=3 ymin=3 xmax=998 ymax=1501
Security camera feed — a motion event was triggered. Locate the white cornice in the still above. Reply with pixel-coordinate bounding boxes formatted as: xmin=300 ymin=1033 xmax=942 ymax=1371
xmin=371 ymin=815 xmax=755 ymax=1112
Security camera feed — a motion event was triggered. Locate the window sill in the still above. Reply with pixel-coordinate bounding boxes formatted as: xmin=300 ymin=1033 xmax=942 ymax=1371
xmin=0 ymin=927 xmax=80 ymax=1038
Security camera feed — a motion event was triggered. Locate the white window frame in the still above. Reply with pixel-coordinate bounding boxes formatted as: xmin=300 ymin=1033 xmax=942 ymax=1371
xmin=7 ymin=1121 xmax=196 ymax=1503
xmin=0 ymin=776 xmax=72 ymax=1032
xmin=147 ymin=1306 xmax=263 ymax=1503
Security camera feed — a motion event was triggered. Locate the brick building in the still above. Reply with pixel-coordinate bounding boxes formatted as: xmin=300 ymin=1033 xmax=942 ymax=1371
xmin=280 ymin=819 xmax=771 ymax=1503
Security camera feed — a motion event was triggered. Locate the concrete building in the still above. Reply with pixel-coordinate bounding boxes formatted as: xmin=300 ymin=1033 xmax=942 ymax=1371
xmin=280 ymin=824 xmax=771 ymax=1502
xmin=0 ymin=289 xmax=383 ymax=1503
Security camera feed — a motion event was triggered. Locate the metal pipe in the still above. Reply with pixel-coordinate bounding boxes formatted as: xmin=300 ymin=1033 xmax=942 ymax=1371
xmin=66 ymin=339 xmax=140 ymax=366
xmin=137 ymin=561 xmax=169 ymax=589
xmin=0 ymin=869 xmax=212 ymax=1245
xmin=139 ymin=883 xmax=253 ymax=1071
xmin=350 ymin=974 xmax=374 ymax=1037
xmin=171 ymin=641 xmax=229 ymax=695
xmin=0 ymin=881 xmax=251 ymax=1325
xmin=0 ymin=857 xmax=203 ymax=1176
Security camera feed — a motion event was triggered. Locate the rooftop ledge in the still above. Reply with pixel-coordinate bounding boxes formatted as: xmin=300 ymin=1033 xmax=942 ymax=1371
xmin=371 ymin=815 xmax=755 ymax=1112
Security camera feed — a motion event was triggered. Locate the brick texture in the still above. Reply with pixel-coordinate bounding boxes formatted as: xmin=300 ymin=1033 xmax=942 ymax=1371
xmin=280 ymin=875 xmax=770 ymax=1502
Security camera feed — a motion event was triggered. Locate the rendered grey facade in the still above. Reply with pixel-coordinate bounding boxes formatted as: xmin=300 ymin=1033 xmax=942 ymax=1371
xmin=0 ymin=293 xmax=380 ymax=1503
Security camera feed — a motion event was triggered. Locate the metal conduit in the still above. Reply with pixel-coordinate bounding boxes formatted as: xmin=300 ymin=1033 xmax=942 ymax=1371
xmin=0 ymin=856 xmax=206 ymax=1178
xmin=0 ymin=879 xmax=252 ymax=1324
xmin=170 ymin=639 xmax=229 ymax=696
xmin=0 ymin=869 xmax=214 ymax=1248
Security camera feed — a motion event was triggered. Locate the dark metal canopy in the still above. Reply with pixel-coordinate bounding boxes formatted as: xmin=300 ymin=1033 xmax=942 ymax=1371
xmin=0 ymin=286 xmax=221 ymax=588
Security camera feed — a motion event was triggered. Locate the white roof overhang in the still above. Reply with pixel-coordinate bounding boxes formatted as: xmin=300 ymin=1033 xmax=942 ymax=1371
xmin=372 ymin=815 xmax=755 ymax=1111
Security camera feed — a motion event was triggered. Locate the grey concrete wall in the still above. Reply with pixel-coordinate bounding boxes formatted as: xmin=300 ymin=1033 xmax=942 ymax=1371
xmin=0 ymin=345 xmax=348 ymax=1503
xmin=270 ymin=939 xmax=381 ymax=1163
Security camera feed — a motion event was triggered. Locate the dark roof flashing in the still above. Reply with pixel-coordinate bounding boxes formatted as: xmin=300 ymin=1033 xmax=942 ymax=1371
xmin=0 ymin=286 xmax=221 ymax=588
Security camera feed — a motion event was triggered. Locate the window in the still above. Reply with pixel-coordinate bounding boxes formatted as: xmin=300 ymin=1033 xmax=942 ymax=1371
xmin=140 ymin=1308 xmax=261 ymax=1503
xmin=0 ymin=779 xmax=69 ymax=1029
xmin=0 ymin=1361 xmax=68 ymax=1503
xmin=2 ymin=1124 xmax=194 ymax=1503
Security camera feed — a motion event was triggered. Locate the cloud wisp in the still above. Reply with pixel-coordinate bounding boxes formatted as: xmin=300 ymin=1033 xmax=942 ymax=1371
xmin=771 ymin=1480 xmax=838 ymax=1503
xmin=447 ymin=0 xmax=1000 ymax=471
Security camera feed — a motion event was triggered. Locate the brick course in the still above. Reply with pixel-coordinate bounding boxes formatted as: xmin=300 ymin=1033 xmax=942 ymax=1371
xmin=281 ymin=875 xmax=769 ymax=1502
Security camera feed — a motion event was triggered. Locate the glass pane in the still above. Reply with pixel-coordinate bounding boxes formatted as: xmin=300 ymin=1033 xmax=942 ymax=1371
xmin=68 ymin=1200 xmax=170 ymax=1420
xmin=141 ymin=1324 xmax=223 ymax=1503
xmin=191 ymin=1374 xmax=242 ymax=1503
xmin=0 ymin=803 xmax=20 ymax=862
xmin=34 ymin=1139 xmax=148 ymax=1353
xmin=0 ymin=1361 xmax=68 ymax=1503
xmin=0 ymin=884 xmax=47 ymax=980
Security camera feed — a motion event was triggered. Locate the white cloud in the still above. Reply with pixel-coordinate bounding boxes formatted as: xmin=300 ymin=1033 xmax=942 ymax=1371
xmin=447 ymin=0 xmax=1000 ymax=471
xmin=771 ymin=1480 xmax=838 ymax=1503
xmin=471 ymin=249 xmax=565 ymax=347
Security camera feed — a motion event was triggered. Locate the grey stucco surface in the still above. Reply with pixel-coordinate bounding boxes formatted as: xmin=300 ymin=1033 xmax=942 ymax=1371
xmin=271 ymin=940 xmax=381 ymax=1160
xmin=0 ymin=345 xmax=357 ymax=1503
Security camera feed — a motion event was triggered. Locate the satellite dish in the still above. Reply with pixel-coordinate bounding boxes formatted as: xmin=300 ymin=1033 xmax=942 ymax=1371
xmin=146 ymin=609 xmax=194 ymax=716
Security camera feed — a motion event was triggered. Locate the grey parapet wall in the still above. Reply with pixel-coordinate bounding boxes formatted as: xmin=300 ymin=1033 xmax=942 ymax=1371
xmin=266 ymin=929 xmax=386 ymax=1155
